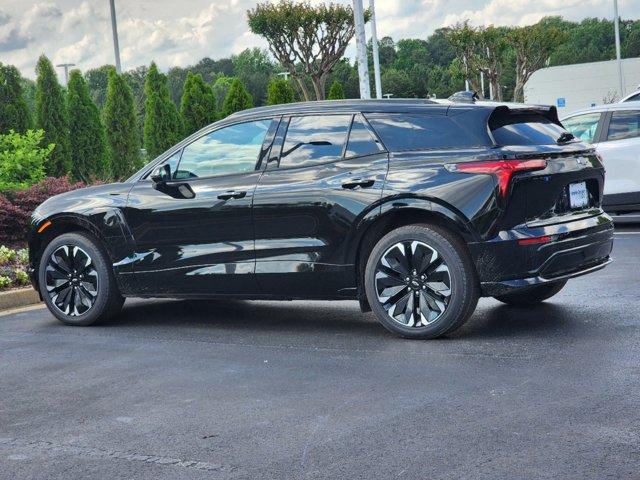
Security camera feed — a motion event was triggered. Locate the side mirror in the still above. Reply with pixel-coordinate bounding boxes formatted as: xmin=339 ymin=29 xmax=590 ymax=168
xmin=151 ymin=164 xmax=171 ymax=185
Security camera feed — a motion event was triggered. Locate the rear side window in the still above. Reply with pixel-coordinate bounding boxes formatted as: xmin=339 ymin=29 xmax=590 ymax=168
xmin=280 ymin=115 xmax=351 ymax=168
xmin=606 ymin=110 xmax=640 ymax=141
xmin=491 ymin=113 xmax=568 ymax=146
xmin=562 ymin=113 xmax=601 ymax=143
xmin=345 ymin=115 xmax=384 ymax=158
xmin=365 ymin=113 xmax=483 ymax=151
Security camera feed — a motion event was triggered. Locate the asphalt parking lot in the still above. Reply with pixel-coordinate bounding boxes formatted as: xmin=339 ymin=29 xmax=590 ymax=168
xmin=1 ymin=228 xmax=640 ymax=479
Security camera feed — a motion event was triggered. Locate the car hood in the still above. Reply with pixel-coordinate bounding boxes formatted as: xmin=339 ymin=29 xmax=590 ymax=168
xmin=33 ymin=182 xmax=133 ymax=220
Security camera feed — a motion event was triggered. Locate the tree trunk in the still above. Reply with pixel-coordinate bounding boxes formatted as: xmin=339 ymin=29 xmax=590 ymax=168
xmin=490 ymin=77 xmax=502 ymax=101
xmin=312 ymin=75 xmax=326 ymax=101
xmin=293 ymin=75 xmax=312 ymax=102
xmin=512 ymin=79 xmax=525 ymax=103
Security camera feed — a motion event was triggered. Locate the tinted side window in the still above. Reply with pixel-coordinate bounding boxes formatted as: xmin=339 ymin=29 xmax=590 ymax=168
xmin=365 ymin=113 xmax=484 ymax=151
xmin=562 ymin=113 xmax=601 ymax=143
xmin=345 ymin=115 xmax=384 ymax=158
xmin=491 ymin=113 xmax=568 ymax=146
xmin=280 ymin=115 xmax=351 ymax=168
xmin=175 ymin=120 xmax=270 ymax=179
xmin=606 ymin=110 xmax=640 ymax=141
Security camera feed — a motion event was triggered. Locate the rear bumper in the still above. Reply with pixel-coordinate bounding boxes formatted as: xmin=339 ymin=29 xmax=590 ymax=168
xmin=470 ymin=213 xmax=614 ymax=296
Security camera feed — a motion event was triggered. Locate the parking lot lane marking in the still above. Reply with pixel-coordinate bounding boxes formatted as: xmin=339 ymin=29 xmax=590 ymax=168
xmin=0 ymin=304 xmax=45 ymax=317
xmin=0 ymin=437 xmax=233 ymax=473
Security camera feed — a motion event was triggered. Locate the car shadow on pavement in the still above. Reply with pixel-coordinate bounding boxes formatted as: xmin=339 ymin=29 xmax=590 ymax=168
xmin=95 ymin=297 xmax=590 ymax=342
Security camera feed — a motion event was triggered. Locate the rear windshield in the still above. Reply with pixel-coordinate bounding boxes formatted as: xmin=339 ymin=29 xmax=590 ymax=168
xmin=490 ymin=113 xmax=569 ymax=146
xmin=365 ymin=113 xmax=487 ymax=151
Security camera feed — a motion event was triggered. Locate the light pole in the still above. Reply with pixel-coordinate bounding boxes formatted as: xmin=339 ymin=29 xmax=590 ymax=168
xmin=109 ymin=0 xmax=122 ymax=74
xmin=613 ymin=0 xmax=625 ymax=97
xmin=56 ymin=63 xmax=76 ymax=85
xmin=369 ymin=0 xmax=382 ymax=99
xmin=352 ymin=0 xmax=370 ymax=99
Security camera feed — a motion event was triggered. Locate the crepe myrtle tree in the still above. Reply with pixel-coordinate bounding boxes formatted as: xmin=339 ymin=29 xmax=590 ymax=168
xmin=508 ymin=23 xmax=566 ymax=102
xmin=447 ymin=22 xmax=510 ymax=101
xmin=247 ymin=1 xmax=368 ymax=101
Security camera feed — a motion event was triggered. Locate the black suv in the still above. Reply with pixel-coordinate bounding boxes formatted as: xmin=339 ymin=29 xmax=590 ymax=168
xmin=28 ymin=99 xmax=614 ymax=339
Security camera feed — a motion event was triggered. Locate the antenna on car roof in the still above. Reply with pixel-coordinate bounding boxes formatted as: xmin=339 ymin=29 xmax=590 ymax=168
xmin=448 ymin=91 xmax=479 ymax=103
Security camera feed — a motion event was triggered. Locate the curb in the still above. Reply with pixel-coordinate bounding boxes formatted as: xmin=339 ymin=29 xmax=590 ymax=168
xmin=0 ymin=287 xmax=42 ymax=312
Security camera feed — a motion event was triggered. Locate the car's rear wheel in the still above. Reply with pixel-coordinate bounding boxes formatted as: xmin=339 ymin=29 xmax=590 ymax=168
xmin=364 ymin=224 xmax=479 ymax=339
xmin=38 ymin=232 xmax=124 ymax=326
xmin=493 ymin=280 xmax=567 ymax=306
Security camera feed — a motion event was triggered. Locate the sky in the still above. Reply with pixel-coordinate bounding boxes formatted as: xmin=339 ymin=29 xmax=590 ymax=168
xmin=1 ymin=0 xmax=639 ymax=80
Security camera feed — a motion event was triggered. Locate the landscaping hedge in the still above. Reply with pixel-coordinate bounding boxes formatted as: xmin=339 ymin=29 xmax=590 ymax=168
xmin=0 ymin=176 xmax=85 ymax=246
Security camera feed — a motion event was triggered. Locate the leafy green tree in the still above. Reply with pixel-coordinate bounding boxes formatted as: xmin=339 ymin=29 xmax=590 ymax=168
xmin=381 ymin=68 xmax=414 ymax=98
xmin=35 ymin=55 xmax=71 ymax=176
xmin=193 ymin=57 xmax=235 ymax=83
xmin=0 ymin=63 xmax=32 ymax=134
xmin=143 ymin=62 xmax=183 ymax=159
xmin=248 ymin=1 xmax=366 ymax=100
xmin=508 ymin=23 xmax=566 ymax=102
xmin=447 ymin=23 xmax=511 ymax=100
xmin=84 ymin=65 xmax=113 ymax=109
xmin=103 ymin=68 xmax=140 ymax=180
xmin=266 ymin=78 xmax=296 ymax=105
xmin=122 ymin=65 xmax=148 ymax=145
xmin=67 ymin=70 xmax=107 ymax=181
xmin=327 ymin=80 xmax=345 ymax=100
xmin=221 ymin=78 xmax=253 ymax=117
xmin=0 ymin=129 xmax=53 ymax=191
xmin=232 ymin=48 xmax=275 ymax=106
xmin=212 ymin=75 xmax=235 ymax=108
xmin=326 ymin=58 xmax=360 ymax=99
xmin=180 ymin=72 xmax=217 ymax=135
xmin=167 ymin=66 xmax=189 ymax=106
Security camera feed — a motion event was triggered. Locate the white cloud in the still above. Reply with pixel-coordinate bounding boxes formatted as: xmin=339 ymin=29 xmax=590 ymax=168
xmin=2 ymin=0 xmax=640 ymax=81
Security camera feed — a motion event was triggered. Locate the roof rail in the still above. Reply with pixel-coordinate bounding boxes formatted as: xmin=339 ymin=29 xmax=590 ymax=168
xmin=448 ymin=91 xmax=479 ymax=103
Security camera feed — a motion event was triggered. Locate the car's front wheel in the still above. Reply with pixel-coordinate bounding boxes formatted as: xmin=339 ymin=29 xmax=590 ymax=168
xmin=364 ymin=224 xmax=479 ymax=339
xmin=38 ymin=232 xmax=124 ymax=326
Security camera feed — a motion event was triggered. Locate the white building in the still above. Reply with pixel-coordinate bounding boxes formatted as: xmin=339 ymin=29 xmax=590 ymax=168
xmin=524 ymin=57 xmax=640 ymax=116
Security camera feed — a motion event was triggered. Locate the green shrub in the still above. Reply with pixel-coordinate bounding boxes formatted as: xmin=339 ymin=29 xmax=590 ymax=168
xmin=14 ymin=268 xmax=29 ymax=286
xmin=0 ymin=245 xmax=16 ymax=265
xmin=0 ymin=129 xmax=53 ymax=191
xmin=266 ymin=78 xmax=296 ymax=105
xmin=221 ymin=78 xmax=253 ymax=118
xmin=328 ymin=80 xmax=345 ymax=100
xmin=16 ymin=248 xmax=28 ymax=264
xmin=0 ymin=276 xmax=10 ymax=288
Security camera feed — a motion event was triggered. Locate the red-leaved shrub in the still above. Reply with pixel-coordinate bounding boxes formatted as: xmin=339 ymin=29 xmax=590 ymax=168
xmin=0 ymin=176 xmax=86 ymax=246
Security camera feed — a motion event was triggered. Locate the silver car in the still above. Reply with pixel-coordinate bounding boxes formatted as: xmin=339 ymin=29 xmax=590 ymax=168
xmin=562 ymin=102 xmax=640 ymax=213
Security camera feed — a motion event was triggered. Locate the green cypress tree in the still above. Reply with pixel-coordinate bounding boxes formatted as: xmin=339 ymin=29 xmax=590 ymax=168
xmin=35 ymin=55 xmax=71 ymax=176
xmin=221 ymin=78 xmax=253 ymax=118
xmin=0 ymin=63 xmax=32 ymax=134
xmin=144 ymin=62 xmax=183 ymax=159
xmin=266 ymin=78 xmax=295 ymax=105
xmin=327 ymin=80 xmax=345 ymax=100
xmin=67 ymin=70 xmax=107 ymax=182
xmin=103 ymin=68 xmax=141 ymax=180
xmin=180 ymin=72 xmax=217 ymax=136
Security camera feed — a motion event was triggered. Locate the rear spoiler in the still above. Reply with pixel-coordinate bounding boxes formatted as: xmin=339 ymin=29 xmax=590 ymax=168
xmin=488 ymin=104 xmax=563 ymax=130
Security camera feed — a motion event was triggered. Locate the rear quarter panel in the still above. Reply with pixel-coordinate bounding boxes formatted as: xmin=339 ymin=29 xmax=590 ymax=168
xmin=382 ymin=149 xmax=501 ymax=240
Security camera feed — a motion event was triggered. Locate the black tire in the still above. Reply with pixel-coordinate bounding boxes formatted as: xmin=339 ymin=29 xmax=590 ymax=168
xmin=493 ymin=280 xmax=567 ymax=306
xmin=364 ymin=224 xmax=479 ymax=339
xmin=38 ymin=232 xmax=124 ymax=326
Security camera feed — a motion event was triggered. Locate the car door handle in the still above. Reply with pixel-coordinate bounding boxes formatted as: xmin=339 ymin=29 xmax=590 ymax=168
xmin=341 ymin=178 xmax=375 ymax=189
xmin=217 ymin=190 xmax=247 ymax=200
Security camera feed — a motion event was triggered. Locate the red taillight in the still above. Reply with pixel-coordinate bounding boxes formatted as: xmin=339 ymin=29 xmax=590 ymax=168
xmin=518 ymin=235 xmax=554 ymax=245
xmin=446 ymin=159 xmax=547 ymax=197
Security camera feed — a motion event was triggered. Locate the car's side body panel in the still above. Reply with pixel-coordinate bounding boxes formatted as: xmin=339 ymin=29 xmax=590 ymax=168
xmin=28 ymin=99 xmax=614 ymax=303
